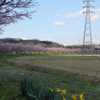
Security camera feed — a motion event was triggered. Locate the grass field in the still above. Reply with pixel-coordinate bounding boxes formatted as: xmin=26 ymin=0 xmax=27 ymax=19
xmin=13 ymin=56 xmax=100 ymax=79
xmin=1 ymin=54 xmax=100 ymax=100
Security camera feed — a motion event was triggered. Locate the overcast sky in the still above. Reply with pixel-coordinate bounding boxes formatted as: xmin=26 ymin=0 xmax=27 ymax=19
xmin=1 ymin=0 xmax=100 ymax=45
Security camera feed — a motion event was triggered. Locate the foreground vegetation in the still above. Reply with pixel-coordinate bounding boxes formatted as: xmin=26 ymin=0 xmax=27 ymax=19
xmin=0 ymin=53 xmax=100 ymax=100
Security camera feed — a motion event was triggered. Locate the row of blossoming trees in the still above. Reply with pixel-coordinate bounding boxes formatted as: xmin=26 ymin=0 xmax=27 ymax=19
xmin=0 ymin=41 xmax=100 ymax=54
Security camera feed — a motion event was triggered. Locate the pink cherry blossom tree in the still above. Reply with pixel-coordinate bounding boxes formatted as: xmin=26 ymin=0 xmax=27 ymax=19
xmin=1 ymin=41 xmax=100 ymax=54
xmin=0 ymin=0 xmax=38 ymax=34
xmin=11 ymin=43 xmax=26 ymax=53
xmin=34 ymin=45 xmax=45 ymax=53
xmin=26 ymin=45 xmax=33 ymax=53
xmin=0 ymin=41 xmax=11 ymax=53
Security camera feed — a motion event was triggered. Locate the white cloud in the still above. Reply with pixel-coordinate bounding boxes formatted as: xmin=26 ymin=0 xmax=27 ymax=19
xmin=91 ymin=8 xmax=100 ymax=21
xmin=53 ymin=22 xmax=83 ymax=27
xmin=54 ymin=21 xmax=65 ymax=26
xmin=93 ymin=39 xmax=100 ymax=44
xmin=21 ymin=37 xmax=27 ymax=40
xmin=63 ymin=44 xmax=72 ymax=46
xmin=65 ymin=8 xmax=100 ymax=21
xmin=12 ymin=36 xmax=27 ymax=40
xmin=65 ymin=9 xmax=85 ymax=18
xmin=91 ymin=15 xmax=100 ymax=21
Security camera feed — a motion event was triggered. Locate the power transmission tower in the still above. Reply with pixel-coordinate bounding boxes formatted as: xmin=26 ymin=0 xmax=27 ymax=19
xmin=82 ymin=0 xmax=95 ymax=56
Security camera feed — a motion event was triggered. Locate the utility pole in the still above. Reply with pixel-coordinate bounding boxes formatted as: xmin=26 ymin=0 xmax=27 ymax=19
xmin=82 ymin=0 xmax=95 ymax=56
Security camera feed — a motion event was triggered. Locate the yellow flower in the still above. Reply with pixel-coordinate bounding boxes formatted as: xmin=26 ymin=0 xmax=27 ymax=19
xmin=79 ymin=94 xmax=84 ymax=100
xmin=49 ymin=88 xmax=53 ymax=92
xmin=71 ymin=94 xmax=77 ymax=100
xmin=63 ymin=97 xmax=66 ymax=100
xmin=57 ymin=89 xmax=60 ymax=93
xmin=62 ymin=89 xmax=67 ymax=95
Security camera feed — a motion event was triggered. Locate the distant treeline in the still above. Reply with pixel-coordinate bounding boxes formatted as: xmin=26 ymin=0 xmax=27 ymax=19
xmin=0 ymin=38 xmax=64 ymax=48
xmin=0 ymin=38 xmax=100 ymax=50
xmin=0 ymin=41 xmax=100 ymax=54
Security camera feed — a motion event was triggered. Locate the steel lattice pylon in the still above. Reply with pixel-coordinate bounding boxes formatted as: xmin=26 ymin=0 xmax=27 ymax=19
xmin=82 ymin=0 xmax=95 ymax=56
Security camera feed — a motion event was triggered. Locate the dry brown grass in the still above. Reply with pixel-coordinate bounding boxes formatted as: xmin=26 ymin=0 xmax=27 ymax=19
xmin=14 ymin=56 xmax=100 ymax=78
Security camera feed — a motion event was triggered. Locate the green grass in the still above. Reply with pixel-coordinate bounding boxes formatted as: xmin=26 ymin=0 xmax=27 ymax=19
xmin=6 ymin=55 xmax=100 ymax=84
xmin=0 ymin=53 xmax=100 ymax=100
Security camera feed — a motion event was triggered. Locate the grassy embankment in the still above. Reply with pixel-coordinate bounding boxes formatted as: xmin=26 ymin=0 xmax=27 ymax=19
xmin=0 ymin=53 xmax=100 ymax=100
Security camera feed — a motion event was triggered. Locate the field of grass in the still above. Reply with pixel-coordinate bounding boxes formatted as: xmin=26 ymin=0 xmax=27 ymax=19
xmin=1 ymin=54 xmax=100 ymax=100
xmin=8 ymin=56 xmax=100 ymax=83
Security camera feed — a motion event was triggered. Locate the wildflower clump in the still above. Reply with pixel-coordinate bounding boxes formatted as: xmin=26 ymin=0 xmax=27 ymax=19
xmin=49 ymin=88 xmax=53 ymax=92
xmin=71 ymin=94 xmax=85 ymax=100
xmin=79 ymin=94 xmax=84 ymax=100
xmin=72 ymin=94 xmax=77 ymax=100
xmin=63 ymin=97 xmax=66 ymax=100
xmin=19 ymin=78 xmax=85 ymax=100
xmin=57 ymin=88 xmax=60 ymax=93
xmin=62 ymin=89 xmax=67 ymax=95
